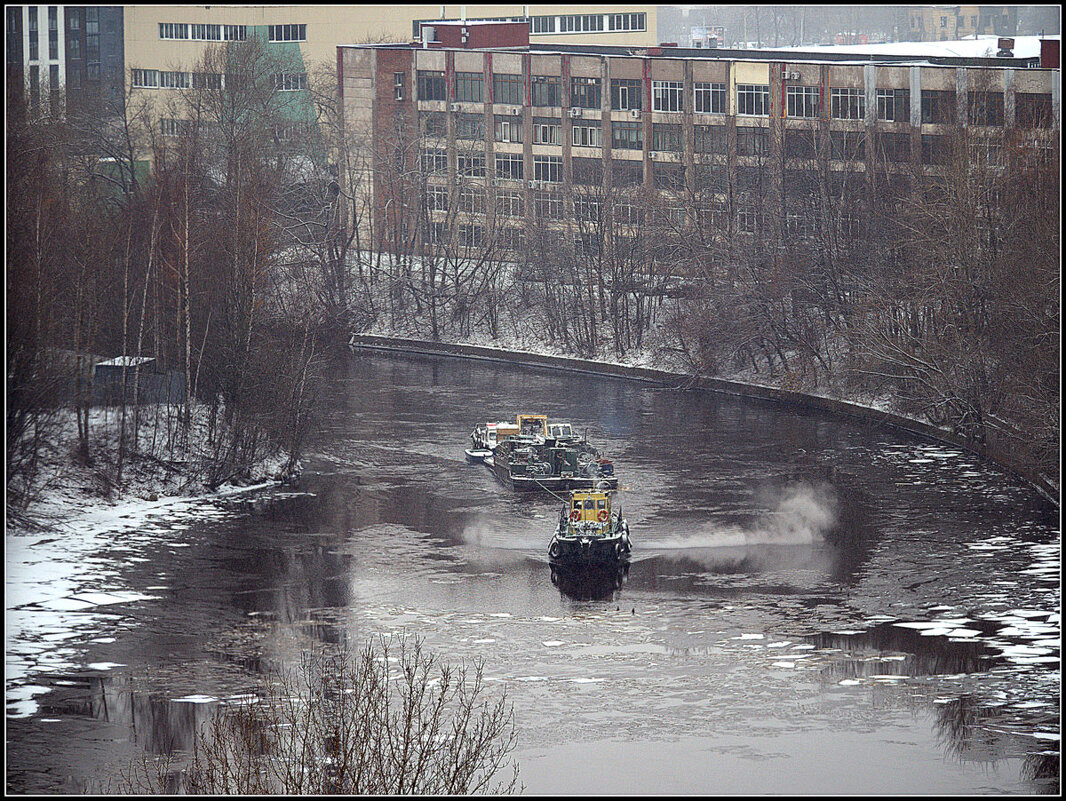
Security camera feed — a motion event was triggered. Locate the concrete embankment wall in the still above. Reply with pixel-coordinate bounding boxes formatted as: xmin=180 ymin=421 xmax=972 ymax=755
xmin=348 ymin=334 xmax=1059 ymax=507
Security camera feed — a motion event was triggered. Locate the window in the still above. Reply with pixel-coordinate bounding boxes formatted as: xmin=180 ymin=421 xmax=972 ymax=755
xmin=193 ymin=72 xmax=222 ymax=90
xmin=613 ymin=161 xmax=643 ymax=186
xmin=159 ymin=22 xmax=189 ymax=39
xmin=968 ymin=91 xmax=1003 ymax=126
xmin=694 ymin=82 xmax=725 ymax=114
xmin=694 ymin=125 xmax=727 ymax=153
xmin=161 ymin=118 xmax=191 ymax=138
xmin=572 ymin=120 xmax=601 ymax=148
xmin=736 ymin=127 xmax=768 ymax=156
xmin=500 ymin=226 xmax=526 ymax=251
xmin=534 ymin=191 xmax=565 ymax=219
xmin=459 ymin=187 xmax=485 ymax=214
xmin=67 ymin=36 xmax=80 ymax=58
xmin=737 ymin=84 xmax=770 ymax=116
xmin=458 ymin=153 xmax=486 ymax=178
xmin=28 ymin=7 xmax=38 ymax=60
xmin=458 ymin=223 xmax=483 ymax=248
xmin=830 ymin=130 xmax=865 ymax=160
xmin=394 ymin=72 xmax=406 ymax=101
xmin=531 ymin=15 xmax=556 ymax=34
xmin=612 ymin=120 xmax=642 ymax=150
xmin=455 ymin=71 xmax=483 ymax=103
xmin=786 ymin=86 xmax=820 ymax=118
xmin=921 ymin=134 xmax=952 ymax=165
xmin=574 ymin=196 xmax=602 ymax=220
xmin=427 ymin=185 xmax=448 ymax=212
xmin=878 ymin=132 xmax=911 ymax=162
xmin=269 ymin=23 xmax=306 ymax=42
xmin=785 ymin=213 xmax=816 ymax=241
xmin=830 ymin=87 xmax=864 ymax=120
xmin=968 ymin=135 xmax=1004 ymax=167
xmin=560 ymin=14 xmax=605 ymax=33
xmin=131 ymin=68 xmax=159 ymax=88
xmin=784 ymin=129 xmax=817 ymax=159
xmin=737 ymin=206 xmax=759 ymax=234
xmin=223 ymin=25 xmax=246 ymax=41
xmin=531 ymin=76 xmax=560 ymax=107
xmin=190 ymin=23 xmax=221 ymax=41
xmin=274 ymin=73 xmax=307 ymax=92
xmin=611 ymin=78 xmax=641 ymax=110
xmin=533 ymin=117 xmax=560 ymax=145
xmin=608 ymin=12 xmax=646 ymax=31
xmin=1016 ymin=93 xmax=1052 ymax=129
xmin=652 ymin=123 xmax=682 ymax=152
xmin=652 ymin=80 xmax=684 ymax=112
xmin=494 ymin=115 xmax=523 ymax=143
xmin=921 ymin=90 xmax=954 ymax=124
xmin=533 ymin=155 xmax=562 ymax=182
xmin=456 ymin=113 xmax=483 ymax=140
xmin=418 ymin=70 xmax=446 ymax=101
xmin=876 ymin=88 xmax=909 ymax=122
xmin=68 ymin=11 xmax=80 ymax=30
xmin=493 ymin=73 xmax=522 ymax=106
xmin=654 ymin=164 xmax=686 ymax=191
xmin=495 ymin=152 xmax=524 ymax=180
xmin=497 ymin=190 xmax=524 ymax=217
xmin=572 ymin=157 xmax=603 ymax=185
xmin=161 ymin=70 xmax=190 ymax=89
xmin=420 ymin=148 xmax=448 ymax=174
xmin=615 ymin=199 xmax=643 ymax=225
xmin=570 ymin=76 xmax=601 ymax=109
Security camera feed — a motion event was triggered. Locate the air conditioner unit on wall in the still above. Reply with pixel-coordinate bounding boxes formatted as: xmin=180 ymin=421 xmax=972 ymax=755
xmin=450 ymin=102 xmax=461 ymax=112
xmin=569 ymin=107 xmax=582 ymax=118
xmin=510 ymin=107 xmax=522 ymax=115
xmin=649 ymin=151 xmax=658 ymax=159
xmin=786 ymin=71 xmax=801 ymax=81
xmin=630 ymin=108 xmax=640 ymax=118
xmin=527 ymin=180 xmax=539 ymax=189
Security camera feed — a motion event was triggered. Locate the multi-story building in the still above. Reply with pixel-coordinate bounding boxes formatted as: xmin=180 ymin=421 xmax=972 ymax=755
xmin=339 ymin=22 xmax=1060 ymax=258
xmin=907 ymin=6 xmax=1018 ymax=42
xmin=117 ymin=6 xmax=655 ymax=144
xmin=6 ymin=5 xmax=125 ymax=117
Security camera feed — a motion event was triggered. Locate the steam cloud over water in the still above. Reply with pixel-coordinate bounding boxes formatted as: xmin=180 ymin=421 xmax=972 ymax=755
xmin=649 ymin=482 xmax=839 ymax=550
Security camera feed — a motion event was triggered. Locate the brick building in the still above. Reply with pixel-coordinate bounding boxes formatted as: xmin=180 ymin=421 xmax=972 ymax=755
xmin=340 ymin=22 xmax=1060 ymax=259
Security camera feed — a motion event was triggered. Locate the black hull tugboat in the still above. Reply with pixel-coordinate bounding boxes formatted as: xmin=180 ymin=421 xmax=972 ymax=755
xmin=547 ymin=490 xmax=631 ymax=581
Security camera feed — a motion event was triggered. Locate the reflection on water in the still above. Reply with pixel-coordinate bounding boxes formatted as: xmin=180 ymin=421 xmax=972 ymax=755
xmin=6 ymin=350 xmax=1059 ymax=794
xmin=550 ymin=563 xmax=630 ymax=601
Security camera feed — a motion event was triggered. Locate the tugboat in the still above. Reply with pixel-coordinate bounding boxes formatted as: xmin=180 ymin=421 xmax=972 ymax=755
xmin=547 ymin=490 xmax=631 ymax=573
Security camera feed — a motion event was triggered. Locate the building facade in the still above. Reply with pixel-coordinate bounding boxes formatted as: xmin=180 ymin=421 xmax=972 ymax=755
xmin=6 ymin=5 xmax=124 ymax=117
xmin=339 ymin=30 xmax=1060 ymax=258
xmin=907 ymin=6 xmax=1018 ymax=42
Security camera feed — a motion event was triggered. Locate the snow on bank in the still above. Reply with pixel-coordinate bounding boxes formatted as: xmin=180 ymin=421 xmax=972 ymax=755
xmin=6 ymin=404 xmax=292 ymax=717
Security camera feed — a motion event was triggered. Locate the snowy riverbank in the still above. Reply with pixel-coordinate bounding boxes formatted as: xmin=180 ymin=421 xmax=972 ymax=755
xmin=7 ymin=404 xmax=294 ymax=537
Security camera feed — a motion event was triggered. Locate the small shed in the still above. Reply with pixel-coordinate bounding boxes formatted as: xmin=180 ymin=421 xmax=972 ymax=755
xmin=92 ymin=357 xmax=186 ymax=405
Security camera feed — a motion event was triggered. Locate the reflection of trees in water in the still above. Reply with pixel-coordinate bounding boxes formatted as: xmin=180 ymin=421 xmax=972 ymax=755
xmin=809 ymin=623 xmax=1000 ymax=679
xmin=1021 ymin=752 xmax=1060 ymax=792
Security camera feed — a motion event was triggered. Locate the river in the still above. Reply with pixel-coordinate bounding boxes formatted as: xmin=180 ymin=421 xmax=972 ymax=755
xmin=6 ymin=349 xmax=1060 ymax=793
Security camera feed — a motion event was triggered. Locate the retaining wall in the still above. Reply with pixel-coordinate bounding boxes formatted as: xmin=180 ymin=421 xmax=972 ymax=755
xmin=348 ymin=333 xmax=1059 ymax=506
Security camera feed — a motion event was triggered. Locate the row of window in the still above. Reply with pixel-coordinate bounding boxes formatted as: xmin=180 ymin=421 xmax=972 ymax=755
xmin=131 ymin=68 xmax=306 ymax=91
xmin=413 ymin=71 xmax=1049 ymax=128
xmin=530 ymin=12 xmax=646 ymax=34
xmin=158 ymin=22 xmax=305 ymax=42
xmin=424 ymin=110 xmax=1034 ymax=161
xmin=161 ymin=117 xmax=313 ymax=140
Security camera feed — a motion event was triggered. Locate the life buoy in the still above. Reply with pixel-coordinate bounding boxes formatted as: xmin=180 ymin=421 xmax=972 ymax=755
xmin=549 ymin=541 xmax=561 ymax=558
xmin=597 ymin=509 xmax=608 ymax=522
xmin=570 ymin=510 xmax=581 ymax=522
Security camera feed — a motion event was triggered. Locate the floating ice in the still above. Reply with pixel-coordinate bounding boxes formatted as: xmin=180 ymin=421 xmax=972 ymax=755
xmin=172 ymin=694 xmax=218 ymax=704
xmin=542 ymin=641 xmax=565 ymax=647
xmin=86 ymin=662 xmax=125 ymax=670
xmin=771 ymin=662 xmax=796 ymax=669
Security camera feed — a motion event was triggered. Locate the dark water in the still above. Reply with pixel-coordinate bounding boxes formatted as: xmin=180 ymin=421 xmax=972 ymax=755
xmin=6 ymin=351 xmax=1060 ymax=793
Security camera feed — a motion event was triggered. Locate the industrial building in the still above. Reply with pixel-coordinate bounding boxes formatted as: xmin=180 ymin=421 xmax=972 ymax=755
xmin=338 ymin=21 xmax=1060 ymax=256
